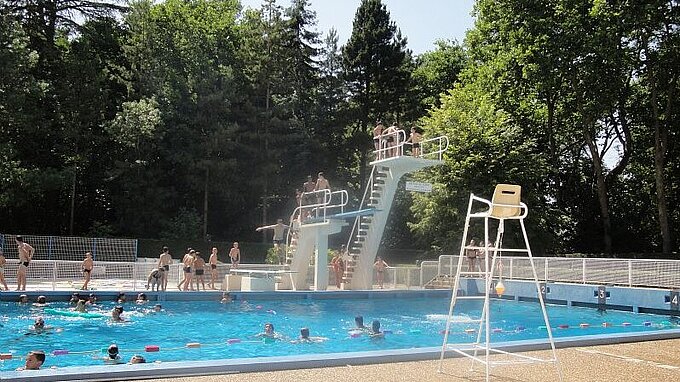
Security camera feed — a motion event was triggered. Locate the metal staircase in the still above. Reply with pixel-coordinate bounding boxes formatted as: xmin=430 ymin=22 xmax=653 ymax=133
xmin=342 ymin=133 xmax=449 ymax=290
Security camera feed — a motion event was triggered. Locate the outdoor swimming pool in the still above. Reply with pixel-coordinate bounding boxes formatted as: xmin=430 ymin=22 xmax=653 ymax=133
xmin=1 ymin=294 xmax=679 ymax=373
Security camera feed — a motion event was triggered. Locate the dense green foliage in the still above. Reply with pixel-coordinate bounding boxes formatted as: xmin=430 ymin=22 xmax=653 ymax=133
xmin=0 ymin=0 xmax=677 ymax=256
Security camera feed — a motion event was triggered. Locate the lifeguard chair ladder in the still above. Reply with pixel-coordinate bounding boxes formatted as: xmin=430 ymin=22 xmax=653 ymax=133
xmin=438 ymin=184 xmax=562 ymax=382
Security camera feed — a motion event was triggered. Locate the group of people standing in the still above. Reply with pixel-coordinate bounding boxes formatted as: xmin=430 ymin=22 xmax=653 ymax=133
xmin=373 ymin=120 xmax=423 ymax=160
xmin=175 ymin=244 xmax=240 ymax=291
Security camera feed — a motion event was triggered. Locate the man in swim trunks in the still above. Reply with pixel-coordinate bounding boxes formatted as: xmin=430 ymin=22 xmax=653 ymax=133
xmin=158 ymin=246 xmax=172 ymax=291
xmin=209 ymin=247 xmax=219 ymax=289
xmin=16 ymin=235 xmax=34 ymax=291
xmin=193 ymin=251 xmax=206 ymax=291
xmin=407 ymin=127 xmax=423 ymax=157
xmin=373 ymin=256 xmax=389 ymax=289
xmin=373 ymin=120 xmax=384 ymax=159
xmin=256 ymin=219 xmax=289 ymax=265
xmin=178 ymin=249 xmax=195 ymax=291
xmin=228 ymin=242 xmax=240 ymax=269
xmin=81 ymin=252 xmax=94 ymax=290
xmin=0 ymin=249 xmax=9 ymax=290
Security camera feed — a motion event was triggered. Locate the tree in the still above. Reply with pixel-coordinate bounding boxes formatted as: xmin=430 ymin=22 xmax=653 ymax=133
xmin=342 ymin=0 xmax=410 ymax=186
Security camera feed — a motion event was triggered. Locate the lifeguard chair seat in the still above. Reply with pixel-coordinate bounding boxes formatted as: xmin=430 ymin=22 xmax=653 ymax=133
xmin=489 ymin=184 xmax=522 ymax=218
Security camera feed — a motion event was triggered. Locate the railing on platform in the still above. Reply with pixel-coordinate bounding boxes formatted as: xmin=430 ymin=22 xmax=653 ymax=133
xmin=436 ymin=255 xmax=680 ymax=289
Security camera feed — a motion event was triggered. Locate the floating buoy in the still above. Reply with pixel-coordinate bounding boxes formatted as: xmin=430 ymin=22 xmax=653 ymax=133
xmin=186 ymin=342 xmax=201 ymax=348
xmin=52 ymin=349 xmax=69 ymax=356
xmin=602 ymin=322 xmax=613 ymax=327
xmin=495 ymin=281 xmax=506 ymax=297
xmin=227 ymin=338 xmax=241 ymax=344
xmin=579 ymin=323 xmax=590 ymax=328
xmin=144 ymin=345 xmax=160 ymax=352
xmin=558 ymin=324 xmax=569 ymax=329
xmin=0 ymin=353 xmax=12 ymax=360
xmin=464 ymin=328 xmax=476 ymax=334
xmin=643 ymin=321 xmax=652 ymax=327
xmin=492 ymin=328 xmax=502 ymax=333
xmin=621 ymin=322 xmax=631 ymax=327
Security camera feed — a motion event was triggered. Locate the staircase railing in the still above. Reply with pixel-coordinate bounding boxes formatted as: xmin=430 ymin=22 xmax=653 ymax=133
xmin=417 ymin=135 xmax=449 ymax=161
xmin=344 ymin=165 xmax=379 ymax=254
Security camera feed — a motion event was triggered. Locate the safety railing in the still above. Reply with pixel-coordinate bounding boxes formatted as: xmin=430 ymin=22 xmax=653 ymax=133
xmin=436 ymin=255 xmax=680 ymax=289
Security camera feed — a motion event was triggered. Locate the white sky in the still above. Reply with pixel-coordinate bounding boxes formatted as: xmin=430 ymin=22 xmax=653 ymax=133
xmin=240 ymin=0 xmax=477 ymax=54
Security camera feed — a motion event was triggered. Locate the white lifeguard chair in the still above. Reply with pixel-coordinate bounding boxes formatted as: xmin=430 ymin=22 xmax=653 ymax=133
xmin=438 ymin=184 xmax=562 ymax=382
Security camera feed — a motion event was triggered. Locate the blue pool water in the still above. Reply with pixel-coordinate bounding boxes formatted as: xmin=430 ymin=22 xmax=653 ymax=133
xmin=1 ymin=297 xmax=677 ymax=371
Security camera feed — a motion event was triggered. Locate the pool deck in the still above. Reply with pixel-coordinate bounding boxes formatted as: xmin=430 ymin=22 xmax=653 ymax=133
xmin=141 ymin=338 xmax=680 ymax=382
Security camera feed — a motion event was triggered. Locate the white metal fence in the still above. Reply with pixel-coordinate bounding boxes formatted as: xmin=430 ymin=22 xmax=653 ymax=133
xmin=4 ymin=255 xmax=677 ymax=291
xmin=436 ymin=255 xmax=680 ymax=288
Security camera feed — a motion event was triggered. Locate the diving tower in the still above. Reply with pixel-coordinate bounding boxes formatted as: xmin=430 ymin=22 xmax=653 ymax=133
xmin=278 ymin=130 xmax=448 ymax=291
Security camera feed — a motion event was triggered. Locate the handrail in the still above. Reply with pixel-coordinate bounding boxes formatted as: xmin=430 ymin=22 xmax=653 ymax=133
xmin=373 ymin=131 xmax=449 ymax=161
xmin=345 ymin=165 xmax=378 ymax=255
xmin=374 ymin=129 xmax=408 ymax=160
xmin=418 ymin=135 xmax=450 ymax=161
xmin=469 ymin=194 xmax=529 ymax=219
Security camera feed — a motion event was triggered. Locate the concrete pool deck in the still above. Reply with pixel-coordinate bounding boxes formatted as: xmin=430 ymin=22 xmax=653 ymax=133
xmin=142 ymin=338 xmax=680 ymax=382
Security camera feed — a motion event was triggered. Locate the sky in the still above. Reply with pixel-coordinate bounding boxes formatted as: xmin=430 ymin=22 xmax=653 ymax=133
xmin=240 ymin=0 xmax=477 ymax=55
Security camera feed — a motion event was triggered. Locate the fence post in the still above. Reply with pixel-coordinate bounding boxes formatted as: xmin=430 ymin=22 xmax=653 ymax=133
xmin=582 ymin=259 xmax=586 ymax=284
xmin=450 ymin=255 xmax=454 ymax=276
xmin=628 ymin=260 xmax=633 ymax=287
xmin=132 ymin=264 xmax=137 ymax=291
xmin=406 ymin=268 xmax=411 ymax=290
xmin=509 ymin=258 xmax=513 ymax=279
xmin=544 ymin=258 xmax=549 ymax=281
xmin=52 ymin=261 xmax=57 ymax=291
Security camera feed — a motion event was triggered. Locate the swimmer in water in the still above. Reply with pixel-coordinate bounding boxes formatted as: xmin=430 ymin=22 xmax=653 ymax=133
xmin=99 ymin=344 xmax=124 ymax=364
xmin=255 ymin=323 xmax=280 ymax=339
xmin=221 ymin=292 xmax=233 ymax=303
xmin=292 ymin=327 xmax=327 ymax=343
xmin=18 ymin=294 xmax=29 ymax=304
xmin=74 ymin=299 xmax=86 ymax=313
xmin=26 ymin=316 xmax=60 ymax=334
xmin=33 ymin=295 xmax=47 ymax=307
xmin=369 ymin=320 xmax=384 ymax=338
xmin=135 ymin=292 xmax=148 ymax=304
xmin=153 ymin=304 xmax=162 ymax=312
xmin=129 ymin=354 xmax=146 ymax=364
xmin=116 ymin=292 xmax=126 ymax=303
xmin=111 ymin=306 xmax=125 ymax=322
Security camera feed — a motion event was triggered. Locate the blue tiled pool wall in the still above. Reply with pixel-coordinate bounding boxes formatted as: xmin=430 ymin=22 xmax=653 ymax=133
xmin=459 ymin=279 xmax=680 ymax=316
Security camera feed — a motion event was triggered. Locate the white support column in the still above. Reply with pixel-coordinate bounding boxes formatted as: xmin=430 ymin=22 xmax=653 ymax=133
xmin=314 ymin=232 xmax=329 ymax=291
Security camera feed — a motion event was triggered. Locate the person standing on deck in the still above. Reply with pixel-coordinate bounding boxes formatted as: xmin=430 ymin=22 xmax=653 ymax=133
xmin=209 ymin=247 xmax=219 ymax=289
xmin=0 ymin=249 xmax=10 ymax=290
xmin=158 ymin=246 xmax=172 ymax=291
xmin=228 ymin=242 xmax=240 ymax=269
xmin=194 ymin=251 xmax=206 ymax=291
xmin=16 ymin=235 xmax=34 ymax=291
xmin=81 ymin=252 xmax=94 ymax=290
xmin=373 ymin=256 xmax=389 ymax=289
xmin=178 ymin=249 xmax=195 ymax=291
